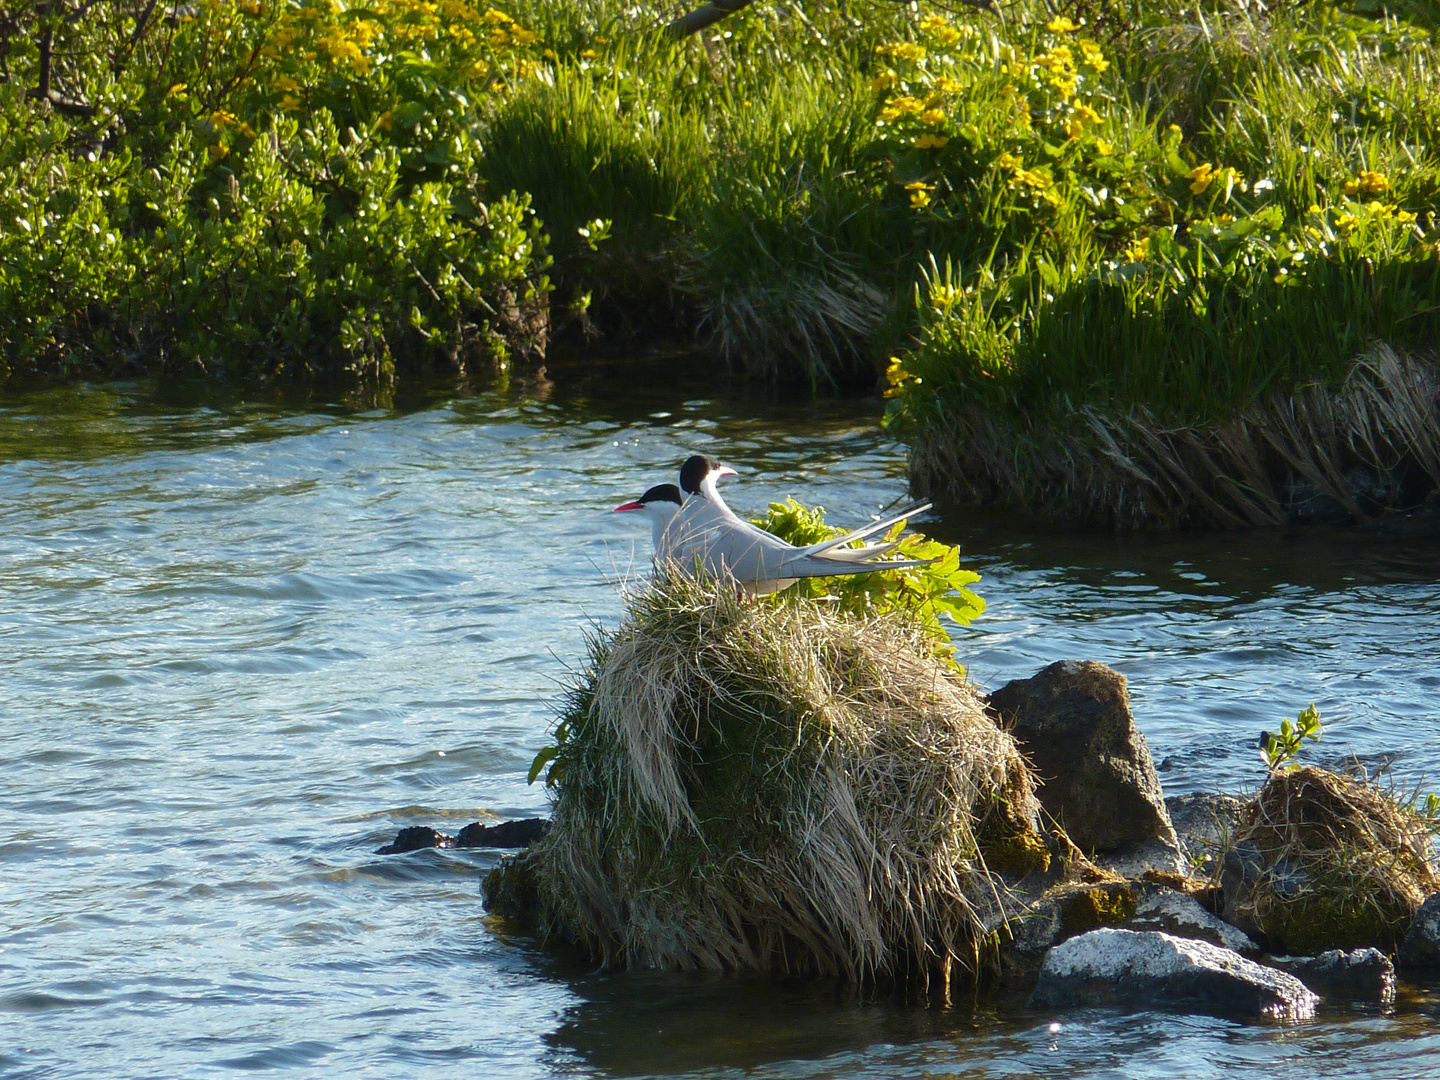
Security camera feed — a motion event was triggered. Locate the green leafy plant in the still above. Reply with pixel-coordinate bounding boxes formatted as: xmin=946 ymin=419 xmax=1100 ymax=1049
xmin=1259 ymin=703 xmax=1322 ymax=774
xmin=750 ymin=497 xmax=984 ymax=672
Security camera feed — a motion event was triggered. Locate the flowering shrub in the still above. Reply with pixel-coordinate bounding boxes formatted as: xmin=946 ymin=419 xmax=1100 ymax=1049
xmin=0 ymin=0 xmax=550 ymax=381
xmin=873 ymin=11 xmax=1439 ymax=425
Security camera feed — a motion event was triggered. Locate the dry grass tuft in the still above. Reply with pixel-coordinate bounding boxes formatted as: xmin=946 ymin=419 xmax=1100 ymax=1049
xmin=521 ymin=569 xmax=1042 ymax=986
xmin=1225 ymin=765 xmax=1439 ymax=954
xmin=910 ymin=345 xmax=1440 ymax=530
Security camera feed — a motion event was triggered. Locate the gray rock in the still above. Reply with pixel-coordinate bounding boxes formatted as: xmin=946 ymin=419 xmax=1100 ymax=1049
xmin=1166 ymin=792 xmax=1246 ymax=869
xmin=1096 ymin=837 xmax=1187 ymax=878
xmin=1399 ymin=893 xmax=1440 ymax=969
xmin=1129 ymin=889 xmax=1259 ymax=955
xmin=988 ymin=661 xmax=1180 ymax=860
xmin=1029 ymin=928 xmax=1318 ymax=1021
xmin=1268 ymin=949 xmax=1396 ymax=1005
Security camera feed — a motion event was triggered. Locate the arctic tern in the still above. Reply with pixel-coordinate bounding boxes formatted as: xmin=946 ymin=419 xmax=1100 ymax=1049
xmin=615 ymin=456 xmax=935 ymax=595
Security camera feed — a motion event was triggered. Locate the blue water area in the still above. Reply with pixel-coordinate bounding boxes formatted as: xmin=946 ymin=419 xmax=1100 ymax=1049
xmin=2 ymin=368 xmax=1437 ymax=1078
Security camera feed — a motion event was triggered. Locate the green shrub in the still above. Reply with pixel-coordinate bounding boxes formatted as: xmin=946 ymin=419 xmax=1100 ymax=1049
xmin=0 ymin=0 xmax=551 ymax=381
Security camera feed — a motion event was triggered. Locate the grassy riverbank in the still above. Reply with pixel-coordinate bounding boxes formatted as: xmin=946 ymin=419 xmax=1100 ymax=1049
xmin=6 ymin=1 xmax=1440 ymax=524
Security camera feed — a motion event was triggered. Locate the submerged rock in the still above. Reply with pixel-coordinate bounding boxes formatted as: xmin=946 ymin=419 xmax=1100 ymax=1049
xmin=1029 ymin=928 xmax=1318 ymax=1021
xmin=988 ymin=661 xmax=1182 ymax=872
xmin=1399 ymin=894 xmax=1440 ymax=968
xmin=1129 ymin=889 xmax=1259 ymax=955
xmin=377 ymin=826 xmax=447 ymax=855
xmin=378 ymin=818 xmax=549 ymax=855
xmin=455 ymin=818 xmax=549 ymax=848
xmin=1268 ymin=949 xmax=1396 ymax=1005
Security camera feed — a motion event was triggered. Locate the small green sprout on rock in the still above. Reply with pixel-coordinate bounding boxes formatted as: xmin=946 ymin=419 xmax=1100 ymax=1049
xmin=1259 ymin=703 xmax=1321 ymax=774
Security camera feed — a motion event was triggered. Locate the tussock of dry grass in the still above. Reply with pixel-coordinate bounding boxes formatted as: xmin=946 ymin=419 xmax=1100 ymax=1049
xmin=910 ymin=346 xmax=1440 ymax=529
xmin=1225 ymin=765 xmax=1439 ymax=954
xmin=523 ymin=570 xmax=1041 ymax=985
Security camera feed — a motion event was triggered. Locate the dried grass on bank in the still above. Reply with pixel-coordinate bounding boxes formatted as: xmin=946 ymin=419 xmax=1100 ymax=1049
xmin=519 ymin=570 xmax=1042 ymax=985
xmin=910 ymin=346 xmax=1440 ymax=530
xmin=1224 ymin=765 xmax=1439 ymax=954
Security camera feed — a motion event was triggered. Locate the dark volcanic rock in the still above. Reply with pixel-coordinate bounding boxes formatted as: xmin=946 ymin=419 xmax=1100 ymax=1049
xmin=455 ymin=818 xmax=549 ymax=849
xmin=1268 ymin=949 xmax=1396 ymax=1004
xmin=483 ymin=848 xmax=544 ymax=929
xmin=1029 ymin=928 xmax=1318 ymax=1020
xmin=1400 ymin=894 xmax=1440 ymax=968
xmin=1166 ymin=792 xmax=1246 ymax=868
xmin=989 ymin=661 xmax=1180 ymax=867
xmin=377 ymin=826 xmax=447 ymax=855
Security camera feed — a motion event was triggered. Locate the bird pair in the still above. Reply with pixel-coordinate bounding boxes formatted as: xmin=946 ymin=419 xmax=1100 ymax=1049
xmin=613 ymin=454 xmax=935 ymax=595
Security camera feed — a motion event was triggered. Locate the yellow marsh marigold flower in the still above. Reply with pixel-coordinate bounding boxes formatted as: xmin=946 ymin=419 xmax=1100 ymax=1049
xmin=1072 ymin=102 xmax=1101 ymax=125
xmin=996 ymin=151 xmax=1023 ymax=171
xmin=1078 ymin=39 xmax=1108 ymax=72
xmin=1047 ymin=16 xmax=1080 ymax=32
xmin=883 ymin=356 xmax=918 ymax=397
xmin=919 ymin=108 xmax=947 ymax=126
xmin=1188 ymin=163 xmax=1218 ymax=194
xmin=905 ymin=180 xmax=935 ymax=209
xmin=914 ymin=133 xmax=950 ymax=149
xmin=274 ymin=75 xmax=299 ymax=93
xmin=1344 ymin=171 xmax=1389 ymax=196
xmin=481 ymin=7 xmax=512 ymax=24
xmin=879 ymin=95 xmax=924 ymax=122
xmin=869 ymin=70 xmax=898 ymax=92
xmin=878 ymin=41 xmax=927 ymax=62
xmin=280 ymin=93 xmax=302 ymax=111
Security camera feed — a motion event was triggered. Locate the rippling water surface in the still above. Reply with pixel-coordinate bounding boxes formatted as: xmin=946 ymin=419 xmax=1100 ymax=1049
xmin=3 ymin=364 xmax=1438 ymax=1079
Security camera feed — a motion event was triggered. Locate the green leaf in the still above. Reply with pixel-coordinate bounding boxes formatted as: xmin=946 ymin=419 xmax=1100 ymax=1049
xmin=527 ymin=744 xmax=559 ymax=785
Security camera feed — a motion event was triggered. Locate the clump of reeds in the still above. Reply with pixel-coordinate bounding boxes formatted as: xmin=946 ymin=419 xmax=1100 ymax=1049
xmin=1223 ymin=765 xmax=1439 ymax=954
xmin=516 ymin=569 xmax=1043 ymax=986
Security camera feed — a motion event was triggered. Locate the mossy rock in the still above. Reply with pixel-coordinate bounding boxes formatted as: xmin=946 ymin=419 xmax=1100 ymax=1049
xmin=1222 ymin=766 xmax=1439 ymax=953
xmin=1058 ymin=882 xmax=1139 ymax=939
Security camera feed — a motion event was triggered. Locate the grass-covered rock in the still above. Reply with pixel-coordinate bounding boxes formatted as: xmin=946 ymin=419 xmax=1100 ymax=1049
xmin=1220 ymin=765 xmax=1440 ymax=954
xmin=486 ymin=571 xmax=1045 ymax=984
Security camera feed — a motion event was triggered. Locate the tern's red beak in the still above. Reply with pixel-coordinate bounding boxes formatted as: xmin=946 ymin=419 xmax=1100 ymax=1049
xmin=717 ymin=467 xmax=738 ymax=479
xmin=612 ymin=500 xmax=644 ymax=512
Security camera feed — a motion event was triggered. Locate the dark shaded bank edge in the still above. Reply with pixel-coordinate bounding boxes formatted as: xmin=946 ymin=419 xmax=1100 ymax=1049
xmin=907 ymin=347 xmax=1440 ymax=531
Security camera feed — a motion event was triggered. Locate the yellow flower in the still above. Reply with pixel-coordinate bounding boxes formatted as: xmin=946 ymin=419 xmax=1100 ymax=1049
xmin=166 ymin=83 xmax=188 ymax=98
xmin=481 ymin=7 xmax=513 ymax=24
xmin=209 ymin=142 xmax=229 ymax=160
xmin=1308 ymin=203 xmax=1321 ymax=214
xmin=1096 ymin=139 xmax=1114 ymax=155
xmin=914 ymin=133 xmax=950 ymax=149
xmin=1188 ymin=163 xmax=1218 ymax=194
xmin=1072 ymin=102 xmax=1101 ymax=125
xmin=996 ymin=151 xmax=1022 ymax=171
xmin=933 ymin=76 xmax=963 ymax=95
xmin=1047 ymin=16 xmax=1080 ymax=32
xmin=1343 ymin=171 xmax=1389 ymax=196
xmin=1122 ymin=236 xmax=1149 ymax=262
xmin=918 ymin=108 xmax=947 ymax=126
xmin=1396 ymin=208 xmax=1418 ymax=223
xmin=878 ymin=41 xmax=927 ymax=62
xmin=274 ymin=75 xmax=299 ymax=93
xmin=869 ymin=70 xmax=898 ymax=93
xmin=280 ymin=93 xmax=302 ymax=111
xmin=883 ymin=356 xmax=916 ymax=397
xmin=1079 ymin=40 xmax=1108 ymax=72
xmin=905 ymin=180 xmax=935 ymax=209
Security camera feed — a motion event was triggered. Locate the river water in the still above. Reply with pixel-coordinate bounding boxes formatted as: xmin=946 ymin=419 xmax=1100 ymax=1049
xmin=2 ymin=363 xmax=1438 ymax=1079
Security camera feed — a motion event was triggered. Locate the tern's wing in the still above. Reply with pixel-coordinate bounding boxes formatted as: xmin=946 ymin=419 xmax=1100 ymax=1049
xmin=811 ymin=540 xmax=901 ymax=563
xmin=797 ymin=501 xmax=932 ymax=558
xmin=776 ymin=554 xmax=939 ymax=579
xmin=668 ymin=492 xmax=810 ymax=583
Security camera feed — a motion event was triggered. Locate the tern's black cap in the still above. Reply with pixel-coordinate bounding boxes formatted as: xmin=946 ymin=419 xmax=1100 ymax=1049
xmin=639 ymin=483 xmax=683 ymax=506
xmin=679 ymin=455 xmax=723 ymax=495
